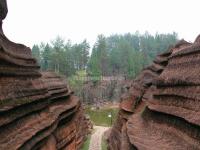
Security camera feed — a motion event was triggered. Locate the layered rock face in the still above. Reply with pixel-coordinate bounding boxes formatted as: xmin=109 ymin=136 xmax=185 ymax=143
xmin=81 ymin=79 xmax=125 ymax=105
xmin=0 ymin=1 xmax=91 ymax=150
xmin=108 ymin=37 xmax=200 ymax=149
xmin=127 ymin=37 xmax=200 ymax=149
xmin=108 ymin=48 xmax=172 ymax=150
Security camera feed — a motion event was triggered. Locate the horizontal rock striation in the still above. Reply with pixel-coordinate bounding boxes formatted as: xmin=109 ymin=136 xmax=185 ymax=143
xmin=127 ymin=108 xmax=200 ymax=150
xmin=109 ymin=36 xmax=200 ymax=150
xmin=108 ymin=46 xmax=172 ymax=150
xmin=0 ymin=1 xmax=91 ymax=150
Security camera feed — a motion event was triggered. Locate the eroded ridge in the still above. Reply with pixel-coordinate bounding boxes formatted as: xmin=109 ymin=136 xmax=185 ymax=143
xmin=108 ymin=44 xmax=172 ymax=150
xmin=108 ymin=37 xmax=200 ymax=150
xmin=0 ymin=1 xmax=92 ymax=149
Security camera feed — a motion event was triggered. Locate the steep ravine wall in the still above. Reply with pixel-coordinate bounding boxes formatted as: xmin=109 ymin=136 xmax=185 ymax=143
xmin=0 ymin=1 xmax=92 ymax=150
xmin=108 ymin=38 xmax=200 ymax=149
xmin=81 ymin=79 xmax=126 ymax=105
xmin=108 ymin=46 xmax=173 ymax=150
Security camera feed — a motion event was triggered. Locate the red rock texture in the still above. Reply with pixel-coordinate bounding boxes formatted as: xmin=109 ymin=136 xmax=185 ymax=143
xmin=39 ymin=136 xmax=57 ymax=150
xmin=0 ymin=1 xmax=91 ymax=150
xmin=109 ymin=36 xmax=200 ymax=150
xmin=149 ymin=39 xmax=200 ymax=126
xmin=108 ymin=46 xmax=172 ymax=150
xmin=127 ymin=108 xmax=200 ymax=150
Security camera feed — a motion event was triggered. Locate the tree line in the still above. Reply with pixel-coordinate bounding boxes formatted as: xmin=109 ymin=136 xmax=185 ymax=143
xmin=32 ymin=37 xmax=90 ymax=76
xmin=32 ymin=32 xmax=178 ymax=79
xmin=88 ymin=32 xmax=178 ymax=78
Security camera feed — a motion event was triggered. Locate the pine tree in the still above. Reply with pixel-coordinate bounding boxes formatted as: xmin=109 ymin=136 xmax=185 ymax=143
xmin=32 ymin=44 xmax=41 ymax=64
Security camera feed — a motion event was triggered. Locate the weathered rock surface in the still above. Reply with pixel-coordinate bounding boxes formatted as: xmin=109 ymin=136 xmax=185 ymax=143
xmin=108 ymin=45 xmax=172 ymax=150
xmin=0 ymin=1 xmax=91 ymax=150
xmin=0 ymin=0 xmax=7 ymax=20
xmin=108 ymin=37 xmax=200 ymax=149
xmin=81 ymin=78 xmax=126 ymax=105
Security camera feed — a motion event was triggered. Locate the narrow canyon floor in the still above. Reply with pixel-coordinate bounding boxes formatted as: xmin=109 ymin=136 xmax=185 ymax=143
xmin=89 ymin=126 xmax=109 ymax=150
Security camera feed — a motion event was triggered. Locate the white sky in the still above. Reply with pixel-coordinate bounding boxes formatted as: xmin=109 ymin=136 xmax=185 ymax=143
xmin=3 ymin=0 xmax=200 ymax=48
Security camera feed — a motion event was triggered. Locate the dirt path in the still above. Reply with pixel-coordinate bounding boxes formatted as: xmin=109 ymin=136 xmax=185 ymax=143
xmin=89 ymin=126 xmax=109 ymax=150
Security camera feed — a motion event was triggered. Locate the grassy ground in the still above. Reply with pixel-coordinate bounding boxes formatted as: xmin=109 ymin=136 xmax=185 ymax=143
xmin=80 ymin=135 xmax=91 ymax=150
xmin=85 ymin=107 xmax=119 ymax=127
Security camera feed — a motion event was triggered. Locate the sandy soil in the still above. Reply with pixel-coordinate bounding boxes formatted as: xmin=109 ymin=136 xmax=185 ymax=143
xmin=89 ymin=126 xmax=109 ymax=150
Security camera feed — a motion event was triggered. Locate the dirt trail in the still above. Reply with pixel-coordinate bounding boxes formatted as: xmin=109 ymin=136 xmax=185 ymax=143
xmin=89 ymin=126 xmax=109 ymax=150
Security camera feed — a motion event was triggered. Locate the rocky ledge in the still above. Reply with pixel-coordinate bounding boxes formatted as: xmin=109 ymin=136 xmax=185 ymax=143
xmin=108 ymin=35 xmax=200 ymax=149
xmin=0 ymin=1 xmax=91 ymax=149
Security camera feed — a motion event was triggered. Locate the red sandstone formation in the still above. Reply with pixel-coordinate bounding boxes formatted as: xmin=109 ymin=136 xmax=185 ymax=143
xmin=108 ymin=47 xmax=172 ymax=150
xmin=108 ymin=37 xmax=200 ymax=149
xmin=0 ymin=1 xmax=91 ymax=150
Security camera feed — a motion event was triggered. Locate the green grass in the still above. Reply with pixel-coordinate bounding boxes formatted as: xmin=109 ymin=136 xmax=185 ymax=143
xmin=101 ymin=136 xmax=108 ymax=150
xmin=85 ymin=107 xmax=119 ymax=127
xmin=80 ymin=135 xmax=91 ymax=150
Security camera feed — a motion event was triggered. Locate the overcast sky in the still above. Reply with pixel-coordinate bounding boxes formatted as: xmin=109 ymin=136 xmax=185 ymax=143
xmin=3 ymin=0 xmax=200 ymax=47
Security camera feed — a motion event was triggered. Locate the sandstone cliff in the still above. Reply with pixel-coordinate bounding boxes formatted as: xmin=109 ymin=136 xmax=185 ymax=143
xmin=81 ymin=79 xmax=125 ymax=105
xmin=108 ymin=37 xmax=200 ymax=149
xmin=0 ymin=1 xmax=91 ymax=150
